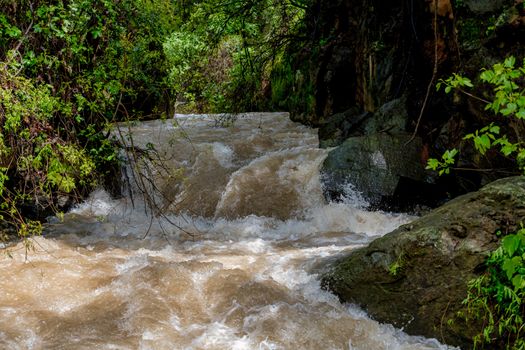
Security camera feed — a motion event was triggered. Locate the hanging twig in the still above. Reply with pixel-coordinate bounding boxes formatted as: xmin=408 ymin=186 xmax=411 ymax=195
xmin=406 ymin=0 xmax=439 ymax=145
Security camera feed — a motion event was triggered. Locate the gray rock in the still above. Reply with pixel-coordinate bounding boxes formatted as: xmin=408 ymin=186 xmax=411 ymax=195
xmin=318 ymin=97 xmax=409 ymax=149
xmin=318 ymin=107 xmax=370 ymax=148
xmin=464 ymin=0 xmax=506 ymax=14
xmin=321 ymin=133 xmax=427 ymax=206
xmin=361 ymin=96 xmax=408 ymax=136
xmin=321 ymin=176 xmax=525 ymax=348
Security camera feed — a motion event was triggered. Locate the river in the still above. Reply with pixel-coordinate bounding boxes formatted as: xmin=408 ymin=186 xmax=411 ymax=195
xmin=0 ymin=113 xmax=457 ymax=349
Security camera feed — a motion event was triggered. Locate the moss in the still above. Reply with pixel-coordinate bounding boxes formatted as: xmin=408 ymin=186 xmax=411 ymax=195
xmin=321 ymin=177 xmax=525 ymax=348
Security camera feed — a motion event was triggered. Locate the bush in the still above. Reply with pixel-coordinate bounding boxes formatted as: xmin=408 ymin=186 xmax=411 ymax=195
xmin=162 ymin=0 xmax=309 ymax=113
xmin=428 ymin=56 xmax=525 ymax=175
xmin=0 ymin=0 xmax=178 ymax=241
xmin=463 ymin=228 xmax=525 ymax=349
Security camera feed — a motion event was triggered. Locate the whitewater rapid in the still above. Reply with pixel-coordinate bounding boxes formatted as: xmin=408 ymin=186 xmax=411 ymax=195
xmin=0 ymin=113 xmax=457 ymax=350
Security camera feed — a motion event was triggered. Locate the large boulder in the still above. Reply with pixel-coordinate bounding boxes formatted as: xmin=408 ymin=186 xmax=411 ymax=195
xmin=321 ymin=176 xmax=525 ymax=348
xmin=321 ymin=133 xmax=431 ymax=208
xmin=317 ymin=107 xmax=370 ymax=148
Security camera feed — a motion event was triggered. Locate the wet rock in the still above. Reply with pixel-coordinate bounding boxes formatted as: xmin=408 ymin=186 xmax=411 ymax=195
xmin=321 ymin=133 xmax=429 ymax=208
xmin=464 ymin=0 xmax=506 ymax=15
xmin=290 ymin=0 xmax=525 ymax=198
xmin=318 ymin=107 xmax=370 ymax=148
xmin=318 ymin=97 xmax=409 ymax=148
xmin=321 ymin=176 xmax=525 ymax=348
xmin=360 ymin=96 xmax=408 ymax=136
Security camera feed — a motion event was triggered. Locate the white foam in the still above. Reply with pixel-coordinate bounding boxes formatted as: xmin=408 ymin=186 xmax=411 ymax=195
xmin=211 ymin=142 xmax=235 ymax=168
xmin=6 ymin=113 xmax=458 ymax=350
xmin=70 ymin=188 xmax=116 ymax=217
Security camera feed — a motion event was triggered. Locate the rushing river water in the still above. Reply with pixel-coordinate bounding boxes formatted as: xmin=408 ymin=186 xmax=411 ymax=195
xmin=0 ymin=113 xmax=457 ymax=350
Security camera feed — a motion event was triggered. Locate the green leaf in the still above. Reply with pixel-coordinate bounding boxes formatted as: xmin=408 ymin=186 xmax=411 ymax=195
xmin=516 ymin=109 xmax=525 ymax=119
xmin=426 ymin=158 xmax=439 ymax=170
xmin=445 ymin=148 xmax=458 ymax=159
xmin=504 ymin=56 xmax=516 ymax=69
xmin=503 ymin=234 xmax=520 ymax=256
xmin=503 ymin=258 xmax=518 ymax=280
xmin=501 ymin=143 xmax=517 ymax=156
xmin=489 ymin=125 xmax=500 ymax=134
xmin=480 ymin=70 xmax=495 ymax=82
xmin=462 ymin=78 xmax=474 ymax=88
xmin=512 ymin=274 xmax=525 ymax=290
xmin=91 ymin=29 xmax=102 ymax=39
xmin=501 ymin=103 xmax=517 ymax=116
xmin=5 ymin=26 xmax=22 ymax=38
xmin=475 ymin=134 xmax=491 ymax=154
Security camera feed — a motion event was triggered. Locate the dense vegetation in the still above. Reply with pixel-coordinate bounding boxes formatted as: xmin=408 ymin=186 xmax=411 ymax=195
xmin=0 ymin=0 xmax=184 ymax=240
xmin=162 ymin=0 xmax=310 ymax=113
xmin=0 ymin=0 xmax=310 ymax=240
xmin=428 ymin=56 xmax=525 ymax=176
xmin=464 ymin=228 xmax=525 ymax=349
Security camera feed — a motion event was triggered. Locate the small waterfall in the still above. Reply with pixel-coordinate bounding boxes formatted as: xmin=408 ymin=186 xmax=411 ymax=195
xmin=0 ymin=113 xmax=457 ymax=350
xmin=115 ymin=112 xmax=325 ymax=219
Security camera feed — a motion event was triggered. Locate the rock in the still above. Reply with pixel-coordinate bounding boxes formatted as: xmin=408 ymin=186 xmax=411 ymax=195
xmin=321 ymin=176 xmax=525 ymax=348
xmin=321 ymin=133 xmax=429 ymax=208
xmin=318 ymin=107 xmax=370 ymax=148
xmin=360 ymin=96 xmax=408 ymax=136
xmin=464 ymin=0 xmax=506 ymax=15
xmin=290 ymin=0 xmax=525 ymax=198
xmin=318 ymin=97 xmax=409 ymax=148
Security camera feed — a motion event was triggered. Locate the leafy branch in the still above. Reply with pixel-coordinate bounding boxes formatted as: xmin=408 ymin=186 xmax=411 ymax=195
xmin=427 ymin=56 xmax=525 ymax=175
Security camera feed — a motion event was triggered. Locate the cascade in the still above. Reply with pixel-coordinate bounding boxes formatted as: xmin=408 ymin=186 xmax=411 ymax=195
xmin=0 ymin=113 xmax=456 ymax=349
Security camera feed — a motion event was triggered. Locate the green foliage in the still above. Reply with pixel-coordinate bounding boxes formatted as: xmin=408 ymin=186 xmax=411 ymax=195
xmin=428 ymin=56 xmax=525 ymax=175
xmin=426 ymin=148 xmax=458 ymax=175
xmin=270 ymin=55 xmax=315 ymax=115
xmin=0 ymin=0 xmax=178 ymax=242
xmin=436 ymin=73 xmax=474 ymax=93
xmin=0 ymin=62 xmax=96 ymax=239
xmin=163 ymin=30 xmax=209 ymax=111
xmin=0 ymin=0 xmax=312 ymax=243
xmin=163 ymin=0 xmax=309 ymax=113
xmin=388 ymin=253 xmax=406 ymax=277
xmin=463 ymin=228 xmax=525 ymax=349
xmin=433 ymin=56 xmax=525 ymax=348
xmin=464 ymin=123 xmax=501 ymax=155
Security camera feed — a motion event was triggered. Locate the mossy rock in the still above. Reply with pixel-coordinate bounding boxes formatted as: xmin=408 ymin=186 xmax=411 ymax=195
xmin=321 ymin=176 xmax=525 ymax=348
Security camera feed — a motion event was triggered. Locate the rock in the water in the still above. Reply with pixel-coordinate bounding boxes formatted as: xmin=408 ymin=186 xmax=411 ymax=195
xmin=321 ymin=176 xmax=525 ymax=348
xmin=321 ymin=133 xmax=428 ymax=208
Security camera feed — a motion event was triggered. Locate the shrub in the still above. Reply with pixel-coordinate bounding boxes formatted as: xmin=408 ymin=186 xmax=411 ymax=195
xmin=0 ymin=0 xmax=178 ymax=241
xmin=463 ymin=228 xmax=525 ymax=349
xmin=428 ymin=56 xmax=525 ymax=175
xmin=428 ymin=56 xmax=525 ymax=349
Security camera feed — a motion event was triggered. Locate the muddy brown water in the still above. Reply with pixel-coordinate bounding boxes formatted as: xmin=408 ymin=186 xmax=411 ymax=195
xmin=0 ymin=113 xmax=457 ymax=349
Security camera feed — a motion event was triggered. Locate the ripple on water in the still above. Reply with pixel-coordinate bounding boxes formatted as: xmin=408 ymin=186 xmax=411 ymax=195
xmin=0 ymin=113 xmax=456 ymax=350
